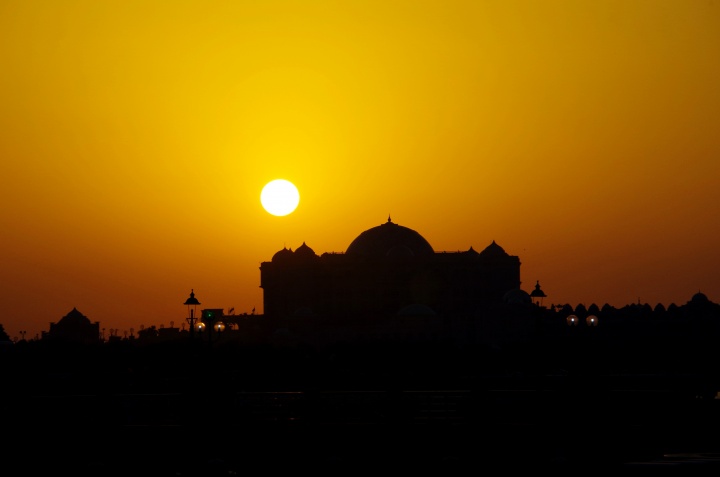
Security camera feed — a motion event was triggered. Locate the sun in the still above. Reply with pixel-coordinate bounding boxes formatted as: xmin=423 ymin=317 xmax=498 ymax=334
xmin=261 ymin=179 xmax=300 ymax=216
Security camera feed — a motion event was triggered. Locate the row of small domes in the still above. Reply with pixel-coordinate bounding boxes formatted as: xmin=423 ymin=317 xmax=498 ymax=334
xmin=272 ymin=218 xmax=510 ymax=262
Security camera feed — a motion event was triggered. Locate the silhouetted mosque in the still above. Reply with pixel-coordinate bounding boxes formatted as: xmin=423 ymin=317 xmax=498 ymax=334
xmin=260 ymin=216 xmax=524 ymax=320
xmin=23 ymin=216 xmax=720 ymax=352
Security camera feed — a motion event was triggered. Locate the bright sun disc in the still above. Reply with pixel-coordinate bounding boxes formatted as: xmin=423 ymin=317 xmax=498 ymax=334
xmin=261 ymin=179 xmax=300 ymax=216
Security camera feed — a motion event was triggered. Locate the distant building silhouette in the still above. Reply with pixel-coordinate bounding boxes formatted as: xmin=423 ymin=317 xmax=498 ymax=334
xmin=42 ymin=307 xmax=100 ymax=345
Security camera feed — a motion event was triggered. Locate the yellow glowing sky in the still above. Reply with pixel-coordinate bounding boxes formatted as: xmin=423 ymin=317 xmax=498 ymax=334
xmin=1 ymin=0 xmax=719 ymax=340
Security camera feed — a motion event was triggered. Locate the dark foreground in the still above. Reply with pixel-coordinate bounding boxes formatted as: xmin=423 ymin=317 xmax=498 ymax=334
xmin=3 ymin=339 xmax=720 ymax=475
xmin=4 ymin=380 xmax=720 ymax=476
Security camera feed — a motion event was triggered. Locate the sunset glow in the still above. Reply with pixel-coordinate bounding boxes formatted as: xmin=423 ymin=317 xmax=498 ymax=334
xmin=1 ymin=0 xmax=719 ymax=340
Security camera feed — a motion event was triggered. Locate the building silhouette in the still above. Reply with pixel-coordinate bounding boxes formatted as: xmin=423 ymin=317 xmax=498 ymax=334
xmin=42 ymin=307 xmax=100 ymax=345
xmin=260 ymin=216 xmax=522 ymax=321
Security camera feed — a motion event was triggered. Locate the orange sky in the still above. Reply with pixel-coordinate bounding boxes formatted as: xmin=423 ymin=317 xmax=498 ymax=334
xmin=1 ymin=0 xmax=719 ymax=340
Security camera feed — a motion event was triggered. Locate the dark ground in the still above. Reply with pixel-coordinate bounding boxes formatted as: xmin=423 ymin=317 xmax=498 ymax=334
xmin=3 ymin=339 xmax=720 ymax=475
xmin=4 ymin=382 xmax=720 ymax=476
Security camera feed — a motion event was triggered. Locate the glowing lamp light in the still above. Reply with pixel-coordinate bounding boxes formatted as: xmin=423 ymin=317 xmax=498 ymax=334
xmin=567 ymin=315 xmax=578 ymax=326
xmin=213 ymin=321 xmax=225 ymax=333
xmin=195 ymin=322 xmax=206 ymax=333
xmin=586 ymin=315 xmax=598 ymax=327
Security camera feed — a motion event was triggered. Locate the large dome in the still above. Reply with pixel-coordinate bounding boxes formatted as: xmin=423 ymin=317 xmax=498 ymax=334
xmin=346 ymin=217 xmax=434 ymax=257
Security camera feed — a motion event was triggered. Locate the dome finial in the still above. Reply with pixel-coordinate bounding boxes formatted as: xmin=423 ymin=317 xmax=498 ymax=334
xmin=388 ymin=214 xmax=392 ymax=223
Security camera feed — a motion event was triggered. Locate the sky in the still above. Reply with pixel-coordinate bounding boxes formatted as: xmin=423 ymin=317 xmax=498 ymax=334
xmin=1 ymin=0 xmax=719 ymax=341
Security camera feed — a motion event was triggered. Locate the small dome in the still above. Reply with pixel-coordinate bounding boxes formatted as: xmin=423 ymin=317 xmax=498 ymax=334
xmin=294 ymin=242 xmax=317 ymax=258
xmin=691 ymin=291 xmax=709 ymax=303
xmin=478 ymin=240 xmax=509 ymax=259
xmin=58 ymin=307 xmax=91 ymax=326
xmin=272 ymin=247 xmax=294 ymax=262
xmin=346 ymin=217 xmax=434 ymax=257
xmin=502 ymin=289 xmax=531 ymax=305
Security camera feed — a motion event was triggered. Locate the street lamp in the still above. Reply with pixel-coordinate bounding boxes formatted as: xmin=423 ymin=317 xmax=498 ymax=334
xmin=185 ymin=301 xmax=227 ymax=345
xmin=184 ymin=289 xmax=201 ymax=341
xmin=530 ymin=280 xmax=547 ymax=307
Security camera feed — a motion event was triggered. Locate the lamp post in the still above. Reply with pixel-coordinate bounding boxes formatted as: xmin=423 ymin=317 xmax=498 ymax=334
xmin=201 ymin=309 xmax=225 ymax=345
xmin=530 ymin=280 xmax=547 ymax=307
xmin=195 ymin=320 xmax=206 ymax=338
xmin=184 ymin=289 xmax=201 ymax=341
xmin=194 ymin=309 xmax=227 ymax=345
